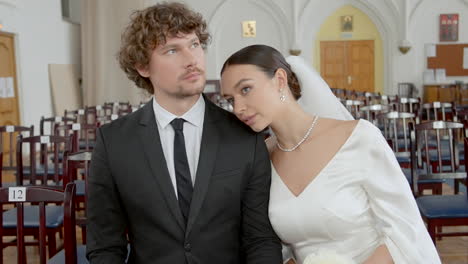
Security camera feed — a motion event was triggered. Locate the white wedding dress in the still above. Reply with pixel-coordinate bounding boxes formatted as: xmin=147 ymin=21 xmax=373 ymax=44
xmin=269 ymin=119 xmax=441 ymax=264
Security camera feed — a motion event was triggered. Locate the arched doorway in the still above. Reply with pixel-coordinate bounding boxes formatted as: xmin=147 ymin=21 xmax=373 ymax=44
xmin=315 ymin=5 xmax=383 ymax=93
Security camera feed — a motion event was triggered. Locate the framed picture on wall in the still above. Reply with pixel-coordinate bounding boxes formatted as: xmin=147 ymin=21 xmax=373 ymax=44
xmin=340 ymin=15 xmax=353 ymax=32
xmin=439 ymin=14 xmax=458 ymax=42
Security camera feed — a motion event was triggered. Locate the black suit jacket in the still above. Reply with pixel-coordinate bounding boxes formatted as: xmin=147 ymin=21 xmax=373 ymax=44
xmin=86 ymin=97 xmax=282 ymax=264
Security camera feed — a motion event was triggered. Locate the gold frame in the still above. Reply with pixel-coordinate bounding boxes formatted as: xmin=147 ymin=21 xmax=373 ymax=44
xmin=242 ymin=21 xmax=256 ymax=38
xmin=340 ymin=15 xmax=353 ymax=32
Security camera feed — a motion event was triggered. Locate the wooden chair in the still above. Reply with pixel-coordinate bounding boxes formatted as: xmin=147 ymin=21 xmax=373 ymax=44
xmin=359 ymin=104 xmax=389 ymax=125
xmin=410 ymin=121 xmax=465 ymax=196
xmin=39 ymin=116 xmax=76 ymax=137
xmin=414 ymin=135 xmax=468 ymax=244
xmin=16 ymin=135 xmax=71 ymax=186
xmin=0 ymin=135 xmax=72 ymax=257
xmin=0 ymin=126 xmax=34 ymax=187
xmin=0 ymin=183 xmax=77 ymax=264
xmin=377 ymin=111 xmax=415 ymax=168
xmin=344 ymin=99 xmax=363 ymax=119
xmin=64 ymin=151 xmax=92 ymax=243
xmin=397 ymin=97 xmax=420 ymax=115
xmin=422 ymin=102 xmax=454 ymax=122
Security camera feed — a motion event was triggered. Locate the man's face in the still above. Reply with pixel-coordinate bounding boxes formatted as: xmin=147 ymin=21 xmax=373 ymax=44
xmin=138 ymin=32 xmax=206 ymax=99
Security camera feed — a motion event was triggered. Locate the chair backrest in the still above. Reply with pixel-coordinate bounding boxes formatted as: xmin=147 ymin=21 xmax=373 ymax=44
xmin=64 ymin=151 xmax=92 ymax=216
xmin=64 ymin=109 xmax=90 ymax=125
xmin=344 ymin=99 xmax=363 ymax=119
xmin=55 ymin=124 xmax=80 ymax=153
xmin=359 ymin=104 xmax=389 ymax=124
xmin=16 ymin=135 xmax=71 ymax=186
xmin=410 ymin=121 xmax=466 ymax=194
xmin=422 ymin=102 xmax=453 ymax=121
xmin=0 ymin=126 xmax=34 ymax=173
xmin=0 ymin=183 xmax=76 ymax=264
xmin=398 ymin=97 xmax=420 ymax=114
xmin=377 ymin=111 xmax=415 ymax=156
xmin=40 ymin=116 xmax=76 ymax=136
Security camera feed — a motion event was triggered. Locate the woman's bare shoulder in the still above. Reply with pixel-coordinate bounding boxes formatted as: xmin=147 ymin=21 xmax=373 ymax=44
xmin=317 ymin=117 xmax=360 ymax=135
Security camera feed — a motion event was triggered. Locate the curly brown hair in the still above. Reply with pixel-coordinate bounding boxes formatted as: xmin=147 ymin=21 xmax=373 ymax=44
xmin=118 ymin=2 xmax=211 ymax=95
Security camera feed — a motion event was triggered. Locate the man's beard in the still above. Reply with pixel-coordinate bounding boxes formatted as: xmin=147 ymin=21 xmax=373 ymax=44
xmin=172 ymin=83 xmax=205 ymax=99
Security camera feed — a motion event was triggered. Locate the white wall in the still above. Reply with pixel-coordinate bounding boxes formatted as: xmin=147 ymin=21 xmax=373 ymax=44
xmin=3 ymin=0 xmax=467 ymax=122
xmin=0 ymin=0 xmax=81 ymax=131
xmin=397 ymin=0 xmax=468 ymax=96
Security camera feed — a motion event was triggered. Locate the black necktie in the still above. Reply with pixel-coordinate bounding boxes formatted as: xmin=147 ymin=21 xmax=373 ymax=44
xmin=170 ymin=118 xmax=193 ymax=224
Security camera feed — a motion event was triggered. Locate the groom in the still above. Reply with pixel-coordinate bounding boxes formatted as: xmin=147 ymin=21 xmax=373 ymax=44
xmin=86 ymin=2 xmax=282 ymax=263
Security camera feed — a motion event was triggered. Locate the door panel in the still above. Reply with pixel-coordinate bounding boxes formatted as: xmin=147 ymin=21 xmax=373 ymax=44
xmin=320 ymin=41 xmax=346 ymax=89
xmin=320 ymin=40 xmax=374 ymax=93
xmin=0 ymin=32 xmax=20 ymax=126
xmin=0 ymin=32 xmax=20 ymax=161
xmin=348 ymin=40 xmax=374 ymax=92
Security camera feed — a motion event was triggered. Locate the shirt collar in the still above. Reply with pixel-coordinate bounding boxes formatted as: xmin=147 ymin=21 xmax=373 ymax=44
xmin=153 ymin=95 xmax=205 ymax=129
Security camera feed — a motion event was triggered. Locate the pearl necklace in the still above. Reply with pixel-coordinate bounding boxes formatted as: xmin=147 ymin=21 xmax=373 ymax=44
xmin=277 ymin=115 xmax=319 ymax=152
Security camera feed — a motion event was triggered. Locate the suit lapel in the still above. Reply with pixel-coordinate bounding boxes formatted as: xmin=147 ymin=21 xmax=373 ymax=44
xmin=138 ymin=101 xmax=185 ymax=231
xmin=186 ymin=97 xmax=220 ymax=237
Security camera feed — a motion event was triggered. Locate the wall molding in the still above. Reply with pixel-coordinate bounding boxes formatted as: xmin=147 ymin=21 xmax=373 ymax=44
xmin=250 ymin=0 xmax=291 ymax=50
xmin=0 ymin=0 xmax=16 ymax=8
xmin=299 ymin=0 xmax=398 ymax=94
xmin=208 ymin=0 xmax=290 ymax=75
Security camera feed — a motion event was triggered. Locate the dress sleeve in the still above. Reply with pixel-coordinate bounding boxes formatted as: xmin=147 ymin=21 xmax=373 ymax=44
xmin=361 ymin=122 xmax=441 ymax=264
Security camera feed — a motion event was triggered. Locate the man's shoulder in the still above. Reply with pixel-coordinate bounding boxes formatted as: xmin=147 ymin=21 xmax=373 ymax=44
xmin=207 ymin=102 xmax=255 ymax=136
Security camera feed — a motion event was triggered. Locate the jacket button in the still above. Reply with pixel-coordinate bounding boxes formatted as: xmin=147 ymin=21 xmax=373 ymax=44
xmin=184 ymin=243 xmax=192 ymax=252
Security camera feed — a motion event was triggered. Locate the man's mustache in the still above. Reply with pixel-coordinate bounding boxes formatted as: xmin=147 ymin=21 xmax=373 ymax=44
xmin=179 ymin=68 xmax=204 ymax=80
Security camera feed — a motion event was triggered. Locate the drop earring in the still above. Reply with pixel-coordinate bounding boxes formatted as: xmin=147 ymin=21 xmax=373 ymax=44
xmin=280 ymin=88 xmax=286 ymax=102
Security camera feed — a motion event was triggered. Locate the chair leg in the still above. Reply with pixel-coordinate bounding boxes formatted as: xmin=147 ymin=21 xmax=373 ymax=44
xmin=435 ymin=184 xmax=442 ymax=195
xmin=47 ymin=231 xmax=57 ymax=258
xmin=427 ymin=220 xmax=437 ymax=245
xmin=82 ymin=226 xmax=87 ymax=244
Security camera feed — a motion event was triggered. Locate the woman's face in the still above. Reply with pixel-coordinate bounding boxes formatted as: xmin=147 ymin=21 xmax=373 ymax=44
xmin=221 ymin=64 xmax=284 ymax=132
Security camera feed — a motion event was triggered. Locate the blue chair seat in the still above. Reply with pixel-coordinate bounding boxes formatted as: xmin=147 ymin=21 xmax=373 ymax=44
xmin=49 ymin=245 xmax=89 ymax=264
xmin=79 ymin=140 xmax=95 ymax=150
xmin=401 ymin=168 xmax=445 ymax=184
xmin=0 ymin=182 xmax=17 ymax=188
xmin=75 ymin=180 xmax=85 ymax=196
xmin=21 ymin=165 xmax=63 ymax=178
xmin=417 ymin=195 xmax=468 ymax=218
xmin=3 ymin=205 xmax=64 ymax=229
xmin=396 ymin=156 xmax=410 ymax=164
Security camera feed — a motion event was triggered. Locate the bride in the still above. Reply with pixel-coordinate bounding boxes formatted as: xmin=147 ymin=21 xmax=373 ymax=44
xmin=219 ymin=44 xmax=441 ymax=264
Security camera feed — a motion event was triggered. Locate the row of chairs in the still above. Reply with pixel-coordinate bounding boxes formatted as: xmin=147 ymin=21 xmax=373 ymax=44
xmin=0 ymin=102 xmax=138 ymax=263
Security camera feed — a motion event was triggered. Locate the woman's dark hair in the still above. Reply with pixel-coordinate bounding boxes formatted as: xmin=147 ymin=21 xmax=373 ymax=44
xmin=220 ymin=45 xmax=301 ymax=100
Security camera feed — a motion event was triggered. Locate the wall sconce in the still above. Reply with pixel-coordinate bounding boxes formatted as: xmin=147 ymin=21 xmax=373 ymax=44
xmin=289 ymin=43 xmax=301 ymax=56
xmin=399 ymin=46 xmax=411 ymax=54
xmin=398 ymin=40 xmax=412 ymax=54
xmin=289 ymin=49 xmax=301 ymax=56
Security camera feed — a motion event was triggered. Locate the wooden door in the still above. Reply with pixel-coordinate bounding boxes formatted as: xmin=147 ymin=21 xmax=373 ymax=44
xmin=320 ymin=41 xmax=346 ymax=89
xmin=0 ymin=32 xmax=20 ymax=164
xmin=0 ymin=32 xmax=20 ymax=126
xmin=320 ymin=40 xmax=374 ymax=92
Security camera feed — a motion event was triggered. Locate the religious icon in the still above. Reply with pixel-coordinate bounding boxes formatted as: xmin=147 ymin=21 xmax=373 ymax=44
xmin=440 ymin=14 xmax=458 ymax=42
xmin=341 ymin=15 xmax=353 ymax=32
xmin=242 ymin=21 xmax=256 ymax=38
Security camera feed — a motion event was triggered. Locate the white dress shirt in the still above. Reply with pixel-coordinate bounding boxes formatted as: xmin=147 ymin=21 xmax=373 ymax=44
xmin=153 ymin=96 xmax=205 ymax=198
